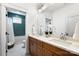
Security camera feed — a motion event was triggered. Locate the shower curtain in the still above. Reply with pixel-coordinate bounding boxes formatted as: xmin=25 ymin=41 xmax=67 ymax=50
xmin=6 ymin=17 xmax=15 ymax=46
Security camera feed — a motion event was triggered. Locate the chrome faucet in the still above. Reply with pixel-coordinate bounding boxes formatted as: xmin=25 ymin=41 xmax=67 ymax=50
xmin=60 ymin=33 xmax=66 ymax=40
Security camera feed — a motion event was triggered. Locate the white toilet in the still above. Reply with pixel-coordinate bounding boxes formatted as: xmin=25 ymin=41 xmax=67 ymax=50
xmin=22 ymin=40 xmax=26 ymax=48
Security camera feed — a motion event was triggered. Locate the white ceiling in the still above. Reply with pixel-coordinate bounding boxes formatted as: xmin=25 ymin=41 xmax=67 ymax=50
xmin=6 ymin=3 xmax=68 ymax=13
xmin=38 ymin=3 xmax=68 ymax=13
xmin=43 ymin=3 xmax=66 ymax=13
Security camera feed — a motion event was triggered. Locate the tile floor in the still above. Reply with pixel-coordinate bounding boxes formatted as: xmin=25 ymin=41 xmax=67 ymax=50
xmin=7 ymin=43 xmax=26 ymax=56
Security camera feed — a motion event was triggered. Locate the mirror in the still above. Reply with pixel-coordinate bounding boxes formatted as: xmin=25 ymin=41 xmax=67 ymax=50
xmin=66 ymin=15 xmax=79 ymax=37
xmin=36 ymin=3 xmax=79 ymax=39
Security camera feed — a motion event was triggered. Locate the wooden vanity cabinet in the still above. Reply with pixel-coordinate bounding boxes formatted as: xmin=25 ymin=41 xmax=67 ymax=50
xmin=28 ymin=36 xmax=78 ymax=56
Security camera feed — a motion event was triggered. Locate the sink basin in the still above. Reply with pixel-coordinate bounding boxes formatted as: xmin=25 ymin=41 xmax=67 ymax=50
xmin=49 ymin=38 xmax=72 ymax=46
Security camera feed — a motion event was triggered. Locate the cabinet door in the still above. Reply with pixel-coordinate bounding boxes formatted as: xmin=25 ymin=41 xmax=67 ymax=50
xmin=36 ymin=40 xmax=43 ymax=56
xmin=29 ymin=37 xmax=37 ymax=56
xmin=42 ymin=48 xmax=52 ymax=56
xmin=42 ymin=43 xmax=58 ymax=56
xmin=29 ymin=37 xmax=43 ymax=56
xmin=37 ymin=46 xmax=43 ymax=56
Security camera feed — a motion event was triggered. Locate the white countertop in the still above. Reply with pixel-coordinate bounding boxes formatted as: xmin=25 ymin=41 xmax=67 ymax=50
xmin=29 ymin=34 xmax=79 ymax=55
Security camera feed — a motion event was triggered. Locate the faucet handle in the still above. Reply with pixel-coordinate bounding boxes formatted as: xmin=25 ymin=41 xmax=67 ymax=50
xmin=60 ymin=33 xmax=66 ymax=40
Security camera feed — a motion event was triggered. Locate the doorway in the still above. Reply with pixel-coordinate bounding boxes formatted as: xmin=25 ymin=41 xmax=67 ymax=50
xmin=6 ymin=8 xmax=26 ymax=56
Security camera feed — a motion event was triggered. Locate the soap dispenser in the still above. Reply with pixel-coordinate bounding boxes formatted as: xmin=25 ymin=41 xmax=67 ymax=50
xmin=39 ymin=25 xmax=43 ymax=35
xmin=32 ymin=24 xmax=36 ymax=35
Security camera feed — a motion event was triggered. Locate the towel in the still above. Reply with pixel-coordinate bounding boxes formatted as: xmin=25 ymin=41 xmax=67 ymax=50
xmin=73 ymin=21 xmax=79 ymax=40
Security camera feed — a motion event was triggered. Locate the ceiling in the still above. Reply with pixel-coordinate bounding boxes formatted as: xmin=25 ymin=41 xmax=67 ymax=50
xmin=6 ymin=3 xmax=68 ymax=13
xmin=43 ymin=3 xmax=65 ymax=13
xmin=38 ymin=3 xmax=68 ymax=13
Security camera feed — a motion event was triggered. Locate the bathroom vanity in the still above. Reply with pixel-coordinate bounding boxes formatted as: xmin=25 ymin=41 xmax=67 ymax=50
xmin=28 ymin=35 xmax=79 ymax=56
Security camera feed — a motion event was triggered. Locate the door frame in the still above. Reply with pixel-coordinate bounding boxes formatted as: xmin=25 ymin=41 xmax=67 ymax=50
xmin=0 ymin=4 xmax=27 ymax=56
